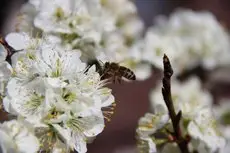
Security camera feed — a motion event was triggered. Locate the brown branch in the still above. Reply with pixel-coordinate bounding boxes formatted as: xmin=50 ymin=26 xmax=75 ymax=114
xmin=162 ymin=54 xmax=190 ymax=153
xmin=0 ymin=37 xmax=23 ymax=65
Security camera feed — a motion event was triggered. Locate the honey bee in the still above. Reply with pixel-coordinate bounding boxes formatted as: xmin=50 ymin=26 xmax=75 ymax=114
xmin=87 ymin=59 xmax=136 ymax=83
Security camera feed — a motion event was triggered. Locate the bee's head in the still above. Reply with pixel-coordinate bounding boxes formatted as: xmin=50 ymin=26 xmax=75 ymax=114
xmin=104 ymin=62 xmax=110 ymax=68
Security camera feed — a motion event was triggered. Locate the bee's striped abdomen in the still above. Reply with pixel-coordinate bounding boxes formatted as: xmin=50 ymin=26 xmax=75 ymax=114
xmin=119 ymin=66 xmax=136 ymax=80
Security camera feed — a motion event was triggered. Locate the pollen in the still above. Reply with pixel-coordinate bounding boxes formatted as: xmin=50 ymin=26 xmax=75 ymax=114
xmin=62 ymin=88 xmax=77 ymax=104
xmin=47 ymin=132 xmax=53 ymax=137
xmin=37 ymin=128 xmax=58 ymax=152
xmin=100 ymin=0 xmax=107 ymax=6
xmin=66 ymin=118 xmax=84 ymax=132
xmin=102 ymin=102 xmax=116 ymax=122
xmin=54 ymin=7 xmax=65 ymax=20
xmin=44 ymin=107 xmax=64 ymax=121
xmin=24 ymin=93 xmax=44 ymax=114
xmin=51 ymin=59 xmax=62 ymax=77
xmin=26 ymin=52 xmax=36 ymax=60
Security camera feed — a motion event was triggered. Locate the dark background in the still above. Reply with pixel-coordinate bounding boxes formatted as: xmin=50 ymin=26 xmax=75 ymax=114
xmin=0 ymin=0 xmax=230 ymax=153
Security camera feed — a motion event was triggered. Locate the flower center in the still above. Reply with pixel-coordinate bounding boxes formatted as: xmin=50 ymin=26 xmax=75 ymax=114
xmin=54 ymin=7 xmax=65 ymax=20
xmin=35 ymin=126 xmax=58 ymax=152
xmin=60 ymin=33 xmax=80 ymax=44
xmin=24 ymin=92 xmax=44 ymax=114
xmin=66 ymin=117 xmax=84 ymax=132
xmin=100 ymin=0 xmax=107 ymax=6
xmin=26 ymin=52 xmax=36 ymax=60
xmin=156 ymin=47 xmax=162 ymax=56
xmin=51 ymin=59 xmax=62 ymax=77
xmin=62 ymin=88 xmax=76 ymax=104
xmin=45 ymin=107 xmax=64 ymax=121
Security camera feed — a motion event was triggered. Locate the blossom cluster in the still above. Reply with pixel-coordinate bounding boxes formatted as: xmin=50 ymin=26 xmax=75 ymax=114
xmin=15 ymin=0 xmax=152 ymax=80
xmin=213 ymin=99 xmax=230 ymax=153
xmin=136 ymin=77 xmax=226 ymax=153
xmin=0 ymin=0 xmax=148 ymax=152
xmin=133 ymin=9 xmax=230 ymax=74
xmin=0 ymin=119 xmax=39 ymax=153
xmin=134 ymin=9 xmax=230 ymax=152
xmin=1 ymin=32 xmax=116 ymax=153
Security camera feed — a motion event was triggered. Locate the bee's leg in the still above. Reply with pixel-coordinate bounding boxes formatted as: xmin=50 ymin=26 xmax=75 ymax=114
xmin=113 ymin=75 xmax=116 ymax=84
xmin=100 ymin=73 xmax=106 ymax=80
xmin=117 ymin=72 xmax=123 ymax=84
xmin=117 ymin=77 xmax=122 ymax=84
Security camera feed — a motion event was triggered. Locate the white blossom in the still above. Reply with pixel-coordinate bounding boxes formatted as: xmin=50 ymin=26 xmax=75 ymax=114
xmin=15 ymin=0 xmax=146 ymax=80
xmin=101 ymin=0 xmax=137 ymax=20
xmin=3 ymin=78 xmax=50 ymax=123
xmin=0 ymin=44 xmax=13 ymax=95
xmin=34 ymin=0 xmax=114 ymax=39
xmin=5 ymin=32 xmax=85 ymax=82
xmin=94 ymin=0 xmax=144 ymax=40
xmin=0 ymin=120 xmax=39 ymax=153
xmin=137 ymin=113 xmax=169 ymax=138
xmin=34 ymin=125 xmax=71 ymax=153
xmin=136 ymin=113 xmax=169 ymax=153
xmin=141 ymin=29 xmax=182 ymax=70
xmin=161 ymin=143 xmax=180 ymax=153
xmin=50 ymin=109 xmax=104 ymax=153
xmin=5 ymin=32 xmax=62 ymax=53
xmin=122 ymin=41 xmax=152 ymax=80
xmin=141 ymin=9 xmax=230 ymax=73
xmin=145 ymin=76 xmax=225 ymax=153
xmin=188 ymin=108 xmax=226 ymax=153
xmin=150 ymin=77 xmax=212 ymax=119
xmin=219 ymin=141 xmax=230 ymax=153
xmin=213 ymin=99 xmax=230 ymax=140
xmin=12 ymin=0 xmax=41 ymax=33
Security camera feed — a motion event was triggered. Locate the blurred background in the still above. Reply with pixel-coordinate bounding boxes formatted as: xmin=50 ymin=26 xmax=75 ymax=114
xmin=1 ymin=0 xmax=230 ymax=153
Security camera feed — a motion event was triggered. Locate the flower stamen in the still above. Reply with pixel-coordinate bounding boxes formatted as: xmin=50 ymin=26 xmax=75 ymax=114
xmin=102 ymin=102 xmax=116 ymax=122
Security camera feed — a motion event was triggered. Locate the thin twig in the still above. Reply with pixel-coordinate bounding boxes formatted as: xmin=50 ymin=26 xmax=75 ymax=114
xmin=0 ymin=37 xmax=20 ymax=65
xmin=162 ymin=54 xmax=190 ymax=153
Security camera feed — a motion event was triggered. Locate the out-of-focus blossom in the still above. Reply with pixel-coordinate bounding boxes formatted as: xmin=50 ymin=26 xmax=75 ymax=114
xmin=214 ymin=99 xmax=230 ymax=139
xmin=219 ymin=141 xmax=230 ymax=153
xmin=150 ymin=77 xmax=212 ymax=119
xmin=13 ymin=0 xmax=41 ymax=34
xmin=0 ymin=120 xmax=39 ymax=153
xmin=0 ymin=44 xmax=13 ymax=95
xmin=138 ymin=77 xmax=225 ymax=153
xmin=188 ymin=108 xmax=226 ymax=153
xmin=136 ymin=113 xmax=169 ymax=153
xmin=140 ymin=9 xmax=230 ymax=73
xmin=213 ymin=100 xmax=230 ymax=153
xmin=161 ymin=143 xmax=180 ymax=153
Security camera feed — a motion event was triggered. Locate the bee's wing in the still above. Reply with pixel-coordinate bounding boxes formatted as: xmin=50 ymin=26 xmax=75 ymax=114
xmin=95 ymin=60 xmax=105 ymax=75
xmin=78 ymin=49 xmax=97 ymax=62
xmin=98 ymin=60 xmax=104 ymax=67
xmin=116 ymin=59 xmax=134 ymax=70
